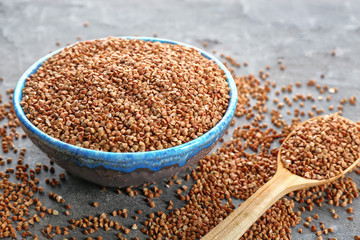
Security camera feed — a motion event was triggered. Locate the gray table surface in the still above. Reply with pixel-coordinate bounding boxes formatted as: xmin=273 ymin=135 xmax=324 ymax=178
xmin=1 ymin=0 xmax=360 ymax=239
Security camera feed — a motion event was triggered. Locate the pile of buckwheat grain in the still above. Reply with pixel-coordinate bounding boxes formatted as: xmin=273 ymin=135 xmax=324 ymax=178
xmin=0 ymin=90 xmax=53 ymax=239
xmin=21 ymin=37 xmax=230 ymax=152
xmin=281 ymin=114 xmax=360 ymax=180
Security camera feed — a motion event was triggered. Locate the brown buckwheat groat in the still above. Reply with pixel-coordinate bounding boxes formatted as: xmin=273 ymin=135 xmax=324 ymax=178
xmin=21 ymin=37 xmax=230 ymax=152
xmin=281 ymin=114 xmax=360 ymax=180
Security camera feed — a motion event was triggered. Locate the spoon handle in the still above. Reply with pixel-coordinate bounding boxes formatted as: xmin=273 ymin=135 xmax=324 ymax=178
xmin=201 ymin=170 xmax=302 ymax=240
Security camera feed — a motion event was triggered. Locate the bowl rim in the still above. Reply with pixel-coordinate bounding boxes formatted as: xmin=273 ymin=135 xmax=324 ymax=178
xmin=13 ymin=36 xmax=238 ymax=171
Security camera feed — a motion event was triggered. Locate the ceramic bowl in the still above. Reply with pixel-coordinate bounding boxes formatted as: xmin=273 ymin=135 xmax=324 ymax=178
xmin=13 ymin=37 xmax=238 ymax=187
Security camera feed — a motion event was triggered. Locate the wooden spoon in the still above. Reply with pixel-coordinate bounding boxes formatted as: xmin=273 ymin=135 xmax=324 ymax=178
xmin=202 ymin=116 xmax=360 ymax=240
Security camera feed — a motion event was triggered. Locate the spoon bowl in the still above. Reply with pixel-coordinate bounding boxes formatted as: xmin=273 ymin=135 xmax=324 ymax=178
xmin=202 ymin=115 xmax=360 ymax=240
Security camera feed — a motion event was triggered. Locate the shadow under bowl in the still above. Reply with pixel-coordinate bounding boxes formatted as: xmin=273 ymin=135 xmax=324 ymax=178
xmin=13 ymin=37 xmax=238 ymax=187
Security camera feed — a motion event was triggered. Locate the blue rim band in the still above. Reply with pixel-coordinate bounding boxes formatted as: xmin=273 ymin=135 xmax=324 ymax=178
xmin=13 ymin=37 xmax=238 ymax=172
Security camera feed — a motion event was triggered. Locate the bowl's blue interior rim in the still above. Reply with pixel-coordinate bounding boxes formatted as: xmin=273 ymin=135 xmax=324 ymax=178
xmin=13 ymin=36 xmax=238 ymax=163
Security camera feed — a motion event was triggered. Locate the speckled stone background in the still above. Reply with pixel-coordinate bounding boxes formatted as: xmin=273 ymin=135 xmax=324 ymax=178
xmin=0 ymin=0 xmax=360 ymax=239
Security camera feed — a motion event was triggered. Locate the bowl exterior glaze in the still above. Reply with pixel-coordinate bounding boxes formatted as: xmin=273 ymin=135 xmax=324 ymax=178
xmin=13 ymin=37 xmax=238 ymax=187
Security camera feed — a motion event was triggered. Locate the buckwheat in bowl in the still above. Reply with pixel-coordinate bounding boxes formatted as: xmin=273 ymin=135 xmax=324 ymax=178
xmin=13 ymin=37 xmax=238 ymax=187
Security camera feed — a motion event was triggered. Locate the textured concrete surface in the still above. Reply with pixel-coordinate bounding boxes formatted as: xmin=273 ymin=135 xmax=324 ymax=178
xmin=0 ymin=0 xmax=360 ymax=239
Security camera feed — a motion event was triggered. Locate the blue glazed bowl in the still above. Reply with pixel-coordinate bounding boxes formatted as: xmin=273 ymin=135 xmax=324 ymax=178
xmin=13 ymin=37 xmax=238 ymax=187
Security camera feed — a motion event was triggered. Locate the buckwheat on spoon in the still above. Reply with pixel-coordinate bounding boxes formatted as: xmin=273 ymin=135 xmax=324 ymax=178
xmin=202 ymin=114 xmax=360 ymax=240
